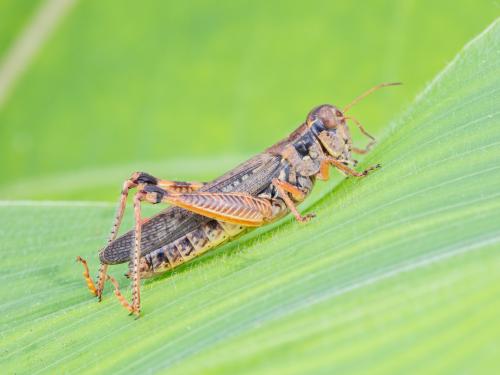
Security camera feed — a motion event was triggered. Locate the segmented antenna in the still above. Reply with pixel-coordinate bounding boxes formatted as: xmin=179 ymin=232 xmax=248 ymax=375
xmin=344 ymin=82 xmax=401 ymax=113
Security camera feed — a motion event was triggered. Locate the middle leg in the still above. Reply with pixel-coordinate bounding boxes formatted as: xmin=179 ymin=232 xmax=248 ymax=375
xmin=272 ymin=179 xmax=315 ymax=223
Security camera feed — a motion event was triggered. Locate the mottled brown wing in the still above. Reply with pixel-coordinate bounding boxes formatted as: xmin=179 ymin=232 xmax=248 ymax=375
xmin=100 ymin=152 xmax=282 ymax=264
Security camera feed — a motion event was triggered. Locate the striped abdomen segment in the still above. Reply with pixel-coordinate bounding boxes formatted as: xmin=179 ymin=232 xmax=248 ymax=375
xmin=138 ymin=220 xmax=246 ymax=278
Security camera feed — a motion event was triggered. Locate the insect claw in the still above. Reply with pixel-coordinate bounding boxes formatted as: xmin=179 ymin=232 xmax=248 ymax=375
xmin=361 ymin=163 xmax=382 ymax=176
xmin=306 ymin=214 xmax=316 ymax=222
xmin=298 ymin=212 xmax=316 ymax=223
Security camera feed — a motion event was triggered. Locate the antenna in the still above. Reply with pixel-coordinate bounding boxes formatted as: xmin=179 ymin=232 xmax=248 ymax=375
xmin=343 ymin=82 xmax=401 ymax=113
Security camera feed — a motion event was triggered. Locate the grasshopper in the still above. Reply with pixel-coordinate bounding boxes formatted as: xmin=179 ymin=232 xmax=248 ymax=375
xmin=77 ymin=82 xmax=400 ymax=316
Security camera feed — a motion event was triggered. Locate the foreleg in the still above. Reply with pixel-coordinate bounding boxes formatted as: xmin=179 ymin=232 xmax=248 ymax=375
xmin=344 ymin=116 xmax=376 ymax=154
xmin=317 ymin=157 xmax=380 ymax=180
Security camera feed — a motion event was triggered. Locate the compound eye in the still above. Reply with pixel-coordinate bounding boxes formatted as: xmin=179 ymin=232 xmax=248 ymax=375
xmin=335 ymin=110 xmax=343 ymax=117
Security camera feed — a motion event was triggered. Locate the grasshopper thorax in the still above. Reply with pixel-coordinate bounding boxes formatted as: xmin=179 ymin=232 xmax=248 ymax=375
xmin=306 ymin=104 xmax=352 ymax=161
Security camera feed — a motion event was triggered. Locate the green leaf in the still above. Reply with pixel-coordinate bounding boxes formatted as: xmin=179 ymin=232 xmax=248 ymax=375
xmin=1 ymin=19 xmax=499 ymax=374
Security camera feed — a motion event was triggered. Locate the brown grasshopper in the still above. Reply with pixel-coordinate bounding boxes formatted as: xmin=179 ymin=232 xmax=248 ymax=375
xmin=77 ymin=82 xmax=400 ymax=316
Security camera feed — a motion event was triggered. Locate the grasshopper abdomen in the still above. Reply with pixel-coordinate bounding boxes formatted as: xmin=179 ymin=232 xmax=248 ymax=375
xmin=138 ymin=220 xmax=248 ymax=278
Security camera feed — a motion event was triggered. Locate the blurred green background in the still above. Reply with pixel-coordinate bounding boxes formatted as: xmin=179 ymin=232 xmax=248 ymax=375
xmin=0 ymin=0 xmax=498 ymax=201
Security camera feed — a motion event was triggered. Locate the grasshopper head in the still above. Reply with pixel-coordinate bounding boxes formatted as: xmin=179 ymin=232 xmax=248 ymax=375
xmin=305 ymin=83 xmax=401 ymax=161
xmin=306 ymin=104 xmax=352 ymax=160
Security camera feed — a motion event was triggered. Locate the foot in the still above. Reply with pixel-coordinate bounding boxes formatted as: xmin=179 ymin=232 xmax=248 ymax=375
xmin=362 ymin=163 xmax=381 ymax=176
xmin=76 ymin=256 xmax=98 ymax=296
xmin=107 ymin=275 xmax=136 ymax=315
xmin=297 ymin=212 xmax=316 ymax=223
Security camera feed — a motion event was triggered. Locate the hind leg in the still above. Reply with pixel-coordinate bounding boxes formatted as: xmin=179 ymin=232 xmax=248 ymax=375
xmin=77 ymin=172 xmax=205 ymax=300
